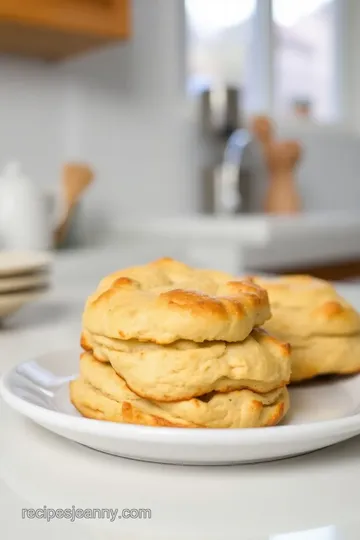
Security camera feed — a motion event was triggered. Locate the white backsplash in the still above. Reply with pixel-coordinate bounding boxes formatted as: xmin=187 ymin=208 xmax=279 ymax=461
xmin=277 ymin=124 xmax=360 ymax=212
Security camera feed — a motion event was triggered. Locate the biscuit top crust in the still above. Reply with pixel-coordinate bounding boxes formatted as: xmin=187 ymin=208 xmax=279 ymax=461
xmin=83 ymin=258 xmax=271 ymax=344
xmin=249 ymin=274 xmax=360 ymax=337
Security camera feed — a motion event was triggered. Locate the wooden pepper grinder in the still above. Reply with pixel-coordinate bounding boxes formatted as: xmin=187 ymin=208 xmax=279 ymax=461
xmin=250 ymin=115 xmax=302 ymax=214
xmin=250 ymin=115 xmax=274 ymax=147
xmin=264 ymin=139 xmax=302 ymax=214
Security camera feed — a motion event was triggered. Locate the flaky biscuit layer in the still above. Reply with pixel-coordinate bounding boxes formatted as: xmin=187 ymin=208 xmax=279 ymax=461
xmin=81 ymin=328 xmax=291 ymax=401
xmin=70 ymin=353 xmax=289 ymax=429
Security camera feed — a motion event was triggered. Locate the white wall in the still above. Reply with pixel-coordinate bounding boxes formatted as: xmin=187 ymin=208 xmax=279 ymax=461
xmin=348 ymin=0 xmax=360 ymax=127
xmin=1 ymin=0 xmax=360 ymax=247
xmin=55 ymin=0 xmax=200 ymax=239
xmin=0 ymin=56 xmax=65 ymax=191
xmin=258 ymin=123 xmax=360 ymax=213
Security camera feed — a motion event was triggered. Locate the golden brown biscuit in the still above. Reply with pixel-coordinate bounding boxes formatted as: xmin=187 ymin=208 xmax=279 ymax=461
xmin=251 ymin=275 xmax=360 ymax=338
xmin=81 ymin=327 xmax=291 ymax=401
xmin=250 ymin=274 xmax=360 ymax=381
xmin=82 ymin=258 xmax=271 ymax=344
xmin=70 ymin=353 xmax=289 ymax=428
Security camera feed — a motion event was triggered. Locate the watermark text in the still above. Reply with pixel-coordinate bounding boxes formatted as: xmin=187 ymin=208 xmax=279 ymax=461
xmin=22 ymin=506 xmax=152 ymax=523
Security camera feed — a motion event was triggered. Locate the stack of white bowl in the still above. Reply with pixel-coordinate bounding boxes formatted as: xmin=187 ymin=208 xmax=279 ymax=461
xmin=0 ymin=251 xmax=52 ymax=320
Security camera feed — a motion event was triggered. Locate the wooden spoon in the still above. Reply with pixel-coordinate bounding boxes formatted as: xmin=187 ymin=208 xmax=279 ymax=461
xmin=53 ymin=163 xmax=94 ymax=247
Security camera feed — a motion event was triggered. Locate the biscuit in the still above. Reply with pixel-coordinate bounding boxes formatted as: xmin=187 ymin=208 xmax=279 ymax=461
xmin=81 ymin=328 xmax=291 ymax=401
xmin=70 ymin=353 xmax=289 ymax=428
xmin=82 ymin=258 xmax=271 ymax=344
xmin=290 ymin=334 xmax=360 ymax=382
xmin=251 ymin=275 xmax=360 ymax=338
xmin=250 ymin=275 xmax=360 ymax=381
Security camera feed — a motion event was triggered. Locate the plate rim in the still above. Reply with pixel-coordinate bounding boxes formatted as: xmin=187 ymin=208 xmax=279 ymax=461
xmin=0 ymin=251 xmax=52 ymax=277
xmin=0 ymin=272 xmax=50 ymax=291
xmin=2 ymin=353 xmax=360 ymax=446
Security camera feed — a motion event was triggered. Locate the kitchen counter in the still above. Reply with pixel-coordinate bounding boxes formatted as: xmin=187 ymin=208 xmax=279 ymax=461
xmin=109 ymin=211 xmax=360 ymax=275
xmin=1 ymin=248 xmax=360 ymax=540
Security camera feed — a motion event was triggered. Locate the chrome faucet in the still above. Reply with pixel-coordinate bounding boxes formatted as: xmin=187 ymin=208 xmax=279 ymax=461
xmin=214 ymin=127 xmax=261 ymax=214
xmin=200 ymin=86 xmax=267 ymax=215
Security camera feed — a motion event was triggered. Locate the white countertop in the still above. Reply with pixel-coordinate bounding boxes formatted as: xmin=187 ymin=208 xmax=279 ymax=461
xmin=111 ymin=211 xmax=360 ymax=270
xmin=1 ymin=248 xmax=360 ymax=540
xmin=116 ymin=212 xmax=360 ymax=241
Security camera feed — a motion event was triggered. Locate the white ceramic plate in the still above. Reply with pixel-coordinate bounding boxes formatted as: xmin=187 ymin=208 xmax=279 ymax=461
xmin=0 ymin=251 xmax=52 ymax=277
xmin=2 ymin=349 xmax=360 ymax=465
xmin=0 ymin=272 xmax=50 ymax=293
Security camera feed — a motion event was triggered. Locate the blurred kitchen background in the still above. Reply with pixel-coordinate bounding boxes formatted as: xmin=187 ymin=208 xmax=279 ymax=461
xmin=1 ymin=0 xmax=360 ymax=280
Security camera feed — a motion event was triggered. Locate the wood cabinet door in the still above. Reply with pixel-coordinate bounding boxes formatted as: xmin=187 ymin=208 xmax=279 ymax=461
xmin=0 ymin=0 xmax=130 ymax=38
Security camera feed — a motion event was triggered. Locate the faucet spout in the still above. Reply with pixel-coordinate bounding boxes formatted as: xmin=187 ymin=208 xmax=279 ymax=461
xmin=214 ymin=128 xmax=253 ymax=214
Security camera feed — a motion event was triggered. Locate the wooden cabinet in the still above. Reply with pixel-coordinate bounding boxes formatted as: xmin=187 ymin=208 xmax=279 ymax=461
xmin=0 ymin=0 xmax=130 ymax=60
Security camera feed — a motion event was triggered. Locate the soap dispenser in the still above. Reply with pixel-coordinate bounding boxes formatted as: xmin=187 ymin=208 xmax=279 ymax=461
xmin=0 ymin=162 xmax=51 ymax=250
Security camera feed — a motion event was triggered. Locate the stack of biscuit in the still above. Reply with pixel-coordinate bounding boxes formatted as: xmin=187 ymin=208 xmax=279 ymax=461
xmin=70 ymin=258 xmax=292 ymax=428
xmin=250 ymin=275 xmax=360 ymax=382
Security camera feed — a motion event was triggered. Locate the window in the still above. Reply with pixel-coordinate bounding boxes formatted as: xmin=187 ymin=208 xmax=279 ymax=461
xmin=186 ymin=0 xmax=255 ymax=104
xmin=273 ymin=0 xmax=336 ymax=121
xmin=186 ymin=0 xmax=341 ymax=124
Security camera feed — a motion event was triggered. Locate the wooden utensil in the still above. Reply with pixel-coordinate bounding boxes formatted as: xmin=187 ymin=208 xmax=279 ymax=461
xmin=53 ymin=163 xmax=94 ymax=247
